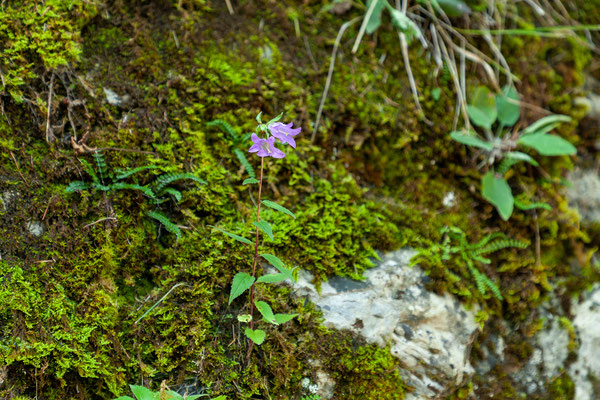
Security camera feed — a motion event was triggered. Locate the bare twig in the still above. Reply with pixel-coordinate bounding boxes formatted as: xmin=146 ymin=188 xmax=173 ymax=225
xmin=312 ymin=17 xmax=361 ymax=142
xmin=83 ymin=217 xmax=117 ymax=228
xmin=10 ymin=151 xmax=29 ymax=186
xmin=352 ymin=0 xmax=379 ymax=54
xmin=45 ymin=73 xmax=55 ymax=143
xmin=225 ymin=0 xmax=233 ymax=15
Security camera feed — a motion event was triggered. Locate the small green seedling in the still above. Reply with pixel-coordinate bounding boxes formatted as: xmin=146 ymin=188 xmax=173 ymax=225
xmin=450 ymin=85 xmax=575 ymax=220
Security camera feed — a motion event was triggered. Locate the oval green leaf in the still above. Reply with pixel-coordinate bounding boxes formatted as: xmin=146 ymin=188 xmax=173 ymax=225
xmin=450 ymin=131 xmax=493 ymax=151
xmin=244 ymin=328 xmax=266 ymax=345
xmin=521 ymin=114 xmax=571 ymax=136
xmin=496 ymin=85 xmax=520 ymax=127
xmin=257 ymin=273 xmax=289 ymax=284
xmin=229 ymin=272 xmax=255 ymax=305
xmin=212 ymin=226 xmax=252 ymax=245
xmin=261 ymin=199 xmax=296 ymax=219
xmin=274 ymin=313 xmax=298 ymax=324
xmin=253 ymin=220 xmax=274 ymax=240
xmin=255 ymin=300 xmax=277 ymax=324
xmin=505 ymin=151 xmax=538 ymax=166
xmin=481 ymin=171 xmax=514 ymax=221
xmin=518 ymin=133 xmax=576 ymax=156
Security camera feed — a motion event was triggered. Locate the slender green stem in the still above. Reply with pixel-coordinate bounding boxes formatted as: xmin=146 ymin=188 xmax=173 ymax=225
xmin=249 ymin=157 xmax=264 ymax=330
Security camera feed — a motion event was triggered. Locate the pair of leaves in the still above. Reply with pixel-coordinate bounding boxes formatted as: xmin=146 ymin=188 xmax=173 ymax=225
xmin=229 ymin=254 xmax=297 ymax=305
xmin=257 ymin=253 xmax=297 ymax=284
xmin=467 ymin=85 xmax=519 ymax=130
xmin=363 ymin=0 xmax=421 ymax=41
xmin=115 ymin=384 xmax=219 ymax=400
xmin=255 ymin=300 xmax=297 ymax=325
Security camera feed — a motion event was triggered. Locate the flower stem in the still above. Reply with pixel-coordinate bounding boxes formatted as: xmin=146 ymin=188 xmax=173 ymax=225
xmin=249 ymin=157 xmax=264 ymax=330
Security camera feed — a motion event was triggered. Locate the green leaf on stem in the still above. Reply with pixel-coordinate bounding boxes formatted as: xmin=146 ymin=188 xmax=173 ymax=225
xmin=130 ymin=385 xmax=155 ymax=400
xmin=481 ymin=170 xmax=514 ymax=221
xmin=274 ymin=313 xmax=298 ymax=324
xmin=450 ymin=131 xmax=493 ymax=151
xmin=261 ymin=254 xmax=296 ymax=282
xmin=243 ymin=178 xmax=260 ymax=185
xmin=518 ymin=133 xmax=576 ymax=156
xmin=237 ymin=314 xmax=252 ymax=323
xmin=253 ymin=220 xmax=274 ymax=240
xmin=212 ymin=226 xmax=252 ymax=245
xmin=245 ymin=328 xmax=266 ymax=345
xmin=255 ymin=300 xmax=277 ymax=324
xmin=229 ymin=272 xmax=255 ymax=305
xmin=256 ymin=273 xmax=289 ymax=284
xmin=262 ymin=199 xmax=296 ymax=219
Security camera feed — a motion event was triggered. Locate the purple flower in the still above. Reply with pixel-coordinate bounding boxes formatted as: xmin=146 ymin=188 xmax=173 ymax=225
xmin=248 ymin=133 xmax=285 ymax=158
xmin=268 ymin=122 xmax=301 ymax=148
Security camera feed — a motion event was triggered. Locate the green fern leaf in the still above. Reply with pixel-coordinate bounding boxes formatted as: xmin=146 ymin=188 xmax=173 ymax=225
xmin=233 ymin=148 xmax=256 ymax=179
xmin=476 ymin=239 xmax=529 ymax=255
xmin=79 ymin=159 xmax=99 ymax=184
xmin=147 ymin=210 xmax=182 ymax=238
xmin=92 ymin=151 xmax=109 ymax=180
xmin=65 ymin=181 xmax=90 ymax=193
xmin=154 ymin=173 xmax=206 ymax=194
xmin=110 ymin=182 xmax=155 ymax=197
xmin=207 ymin=119 xmax=240 ymax=141
xmin=115 ymin=165 xmax=158 ymax=180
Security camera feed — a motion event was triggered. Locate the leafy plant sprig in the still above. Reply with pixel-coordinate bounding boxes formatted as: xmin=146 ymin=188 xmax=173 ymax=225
xmin=213 ymin=113 xmax=301 ymax=346
xmin=65 ymin=151 xmax=206 ymax=238
xmin=114 ymin=384 xmax=225 ymax=400
xmin=412 ymin=226 xmax=529 ymax=301
xmin=450 ymin=85 xmax=576 ymax=220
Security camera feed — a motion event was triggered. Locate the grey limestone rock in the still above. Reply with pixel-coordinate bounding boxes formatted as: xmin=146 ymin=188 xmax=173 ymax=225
xmin=290 ymin=249 xmax=478 ymax=400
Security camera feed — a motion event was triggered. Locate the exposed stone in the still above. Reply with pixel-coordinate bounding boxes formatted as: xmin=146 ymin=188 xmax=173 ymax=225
xmin=103 ymin=87 xmax=130 ymax=107
xmin=0 ymin=190 xmax=19 ymax=212
xmin=569 ymin=285 xmax=600 ymax=400
xmin=26 ymin=220 xmax=44 ymax=237
xmin=290 ymin=249 xmax=478 ymax=399
xmin=512 ymin=313 xmax=570 ymax=395
xmin=567 ymin=169 xmax=600 ymax=224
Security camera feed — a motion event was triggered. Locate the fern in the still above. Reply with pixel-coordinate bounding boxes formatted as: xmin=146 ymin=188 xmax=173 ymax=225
xmin=79 ymin=159 xmax=99 ymax=184
xmin=161 ymin=187 xmax=182 ymax=202
xmin=468 ymin=265 xmax=503 ymax=300
xmin=115 ymin=165 xmax=157 ymax=180
xmin=207 ymin=119 xmax=239 ymax=142
xmin=476 ymin=239 xmax=529 ymax=255
xmin=154 ymin=173 xmax=207 ymax=194
xmin=93 ymin=151 xmax=109 ymax=182
xmin=65 ymin=181 xmax=90 ymax=193
xmin=233 ymin=148 xmax=256 ymax=179
xmin=497 ymin=157 xmax=521 ymax=175
xmin=147 ymin=210 xmax=182 ymax=238
xmin=110 ymin=182 xmax=155 ymax=198
xmin=514 ymin=197 xmax=551 ymax=211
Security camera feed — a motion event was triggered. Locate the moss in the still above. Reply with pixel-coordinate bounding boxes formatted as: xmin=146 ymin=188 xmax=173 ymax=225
xmin=545 ymin=373 xmax=575 ymax=400
xmin=0 ymin=0 xmax=599 ymax=399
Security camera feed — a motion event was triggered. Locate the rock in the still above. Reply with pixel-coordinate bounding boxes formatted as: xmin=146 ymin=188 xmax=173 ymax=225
xmin=103 ymin=87 xmax=131 ymax=107
xmin=511 ymin=311 xmax=570 ymax=395
xmin=26 ymin=220 xmax=44 ymax=237
xmin=0 ymin=190 xmax=19 ymax=212
xmin=291 ymin=249 xmax=478 ymax=399
xmin=567 ymin=169 xmax=600 ymax=224
xmin=569 ymin=285 xmax=600 ymax=400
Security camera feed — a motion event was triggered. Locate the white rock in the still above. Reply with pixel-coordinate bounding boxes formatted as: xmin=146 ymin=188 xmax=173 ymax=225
xmin=567 ymin=169 xmax=600 ymax=224
xmin=569 ymin=285 xmax=600 ymax=400
xmin=291 ymin=249 xmax=478 ymax=399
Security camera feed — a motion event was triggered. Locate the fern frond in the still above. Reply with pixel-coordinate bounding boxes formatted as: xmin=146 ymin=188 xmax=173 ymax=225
xmin=476 ymin=239 xmax=529 ymax=255
xmin=233 ymin=148 xmax=256 ymax=179
xmin=468 ymin=265 xmax=503 ymax=300
xmin=93 ymin=151 xmax=109 ymax=181
xmin=207 ymin=119 xmax=239 ymax=142
xmin=147 ymin=210 xmax=182 ymax=238
xmin=162 ymin=187 xmax=182 ymax=202
xmin=514 ymin=197 xmax=552 ymax=211
xmin=65 ymin=181 xmax=90 ymax=193
xmin=79 ymin=159 xmax=99 ymax=184
xmin=497 ymin=157 xmax=520 ymax=175
xmin=154 ymin=173 xmax=207 ymax=194
xmin=111 ymin=182 xmax=155 ymax=197
xmin=115 ymin=165 xmax=158 ymax=180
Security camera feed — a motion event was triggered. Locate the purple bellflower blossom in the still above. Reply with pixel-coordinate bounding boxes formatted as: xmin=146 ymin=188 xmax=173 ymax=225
xmin=268 ymin=122 xmax=301 ymax=148
xmin=248 ymin=133 xmax=285 ymax=158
